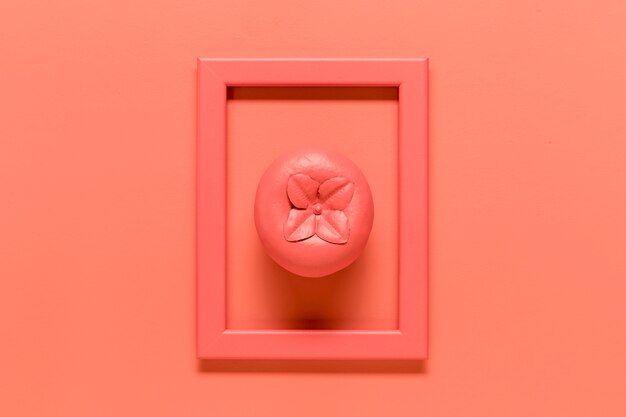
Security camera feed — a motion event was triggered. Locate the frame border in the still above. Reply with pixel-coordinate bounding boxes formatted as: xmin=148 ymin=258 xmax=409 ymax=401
xmin=197 ymin=59 xmax=428 ymax=360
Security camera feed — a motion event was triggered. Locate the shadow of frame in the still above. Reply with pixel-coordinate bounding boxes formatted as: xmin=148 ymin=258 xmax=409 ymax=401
xmin=197 ymin=359 xmax=427 ymax=374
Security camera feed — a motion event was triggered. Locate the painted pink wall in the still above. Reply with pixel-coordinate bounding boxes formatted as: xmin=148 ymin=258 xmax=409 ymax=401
xmin=227 ymin=88 xmax=400 ymax=330
xmin=1 ymin=0 xmax=625 ymax=416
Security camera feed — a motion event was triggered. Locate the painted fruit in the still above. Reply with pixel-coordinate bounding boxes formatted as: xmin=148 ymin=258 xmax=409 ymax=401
xmin=254 ymin=148 xmax=374 ymax=277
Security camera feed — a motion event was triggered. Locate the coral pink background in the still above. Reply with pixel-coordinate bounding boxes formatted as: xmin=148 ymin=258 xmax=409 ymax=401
xmin=227 ymin=87 xmax=399 ymax=330
xmin=1 ymin=1 xmax=626 ymax=416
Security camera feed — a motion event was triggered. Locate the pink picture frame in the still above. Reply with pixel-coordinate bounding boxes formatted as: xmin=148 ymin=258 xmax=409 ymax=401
xmin=197 ymin=59 xmax=428 ymax=360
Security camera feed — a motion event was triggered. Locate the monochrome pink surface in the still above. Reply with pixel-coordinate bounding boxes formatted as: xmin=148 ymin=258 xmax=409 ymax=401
xmin=226 ymin=86 xmax=400 ymax=331
xmin=5 ymin=2 xmax=626 ymax=415
xmin=197 ymin=59 xmax=428 ymax=359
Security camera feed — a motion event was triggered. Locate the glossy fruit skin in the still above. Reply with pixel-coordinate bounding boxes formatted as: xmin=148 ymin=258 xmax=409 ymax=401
xmin=254 ymin=148 xmax=374 ymax=277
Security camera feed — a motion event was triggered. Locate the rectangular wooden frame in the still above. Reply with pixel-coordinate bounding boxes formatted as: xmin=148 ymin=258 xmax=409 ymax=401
xmin=197 ymin=59 xmax=428 ymax=360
